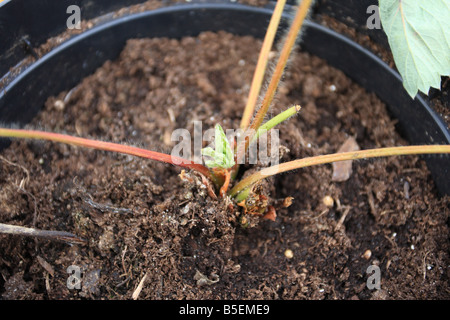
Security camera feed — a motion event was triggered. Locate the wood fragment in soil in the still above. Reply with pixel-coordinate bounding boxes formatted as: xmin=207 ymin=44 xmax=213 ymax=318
xmin=194 ymin=269 xmax=219 ymax=287
xmin=282 ymin=196 xmax=294 ymax=208
xmin=82 ymin=196 xmax=133 ymax=215
xmin=332 ymin=136 xmax=360 ymax=182
xmin=0 ymin=223 xmax=86 ymax=245
xmin=132 ymin=272 xmax=148 ymax=300
xmin=45 ymin=273 xmax=51 ymax=294
xmin=334 ymin=207 xmax=351 ymax=231
xmin=365 ymin=186 xmax=377 ymax=217
xmin=36 ymin=255 xmax=55 ymax=277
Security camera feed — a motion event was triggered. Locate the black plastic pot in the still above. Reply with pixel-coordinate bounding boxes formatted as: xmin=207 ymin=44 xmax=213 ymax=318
xmin=0 ymin=3 xmax=449 ymax=194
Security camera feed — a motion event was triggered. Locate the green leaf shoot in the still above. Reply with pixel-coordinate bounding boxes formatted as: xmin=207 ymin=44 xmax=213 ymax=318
xmin=201 ymin=124 xmax=235 ymax=169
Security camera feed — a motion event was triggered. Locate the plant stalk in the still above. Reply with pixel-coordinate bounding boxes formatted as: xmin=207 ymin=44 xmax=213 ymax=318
xmin=240 ymin=0 xmax=287 ymax=130
xmin=0 ymin=128 xmax=212 ymax=179
xmin=236 ymin=0 xmax=313 ymax=165
xmin=252 ymin=105 xmax=301 ymax=143
xmin=229 ymin=144 xmax=450 ymax=198
xmin=248 ymin=0 xmax=313 ymax=133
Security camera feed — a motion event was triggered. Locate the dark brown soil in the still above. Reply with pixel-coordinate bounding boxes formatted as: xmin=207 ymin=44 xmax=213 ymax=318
xmin=0 ymin=31 xmax=449 ymax=300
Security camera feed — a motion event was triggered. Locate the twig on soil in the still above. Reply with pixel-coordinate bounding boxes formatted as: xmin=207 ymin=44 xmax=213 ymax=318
xmin=365 ymin=186 xmax=377 ymax=217
xmin=333 ymin=197 xmax=352 ymax=231
xmin=72 ymin=179 xmax=134 ymax=214
xmin=45 ymin=272 xmax=51 ymax=295
xmin=314 ymin=208 xmax=330 ymax=220
xmin=132 ymin=272 xmax=148 ymax=300
xmin=0 ymin=223 xmax=86 ymax=245
xmin=334 ymin=206 xmax=351 ymax=231
xmin=423 ymin=251 xmax=431 ymax=280
xmin=121 ymin=245 xmax=128 ymax=275
xmin=36 ymin=255 xmax=55 ymax=277
xmin=82 ymin=196 xmax=133 ymax=215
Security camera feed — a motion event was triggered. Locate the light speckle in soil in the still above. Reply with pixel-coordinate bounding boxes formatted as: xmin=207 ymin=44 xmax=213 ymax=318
xmin=0 ymin=31 xmax=448 ymax=300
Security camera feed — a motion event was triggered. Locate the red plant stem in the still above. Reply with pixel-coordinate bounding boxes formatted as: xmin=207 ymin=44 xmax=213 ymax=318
xmin=219 ymin=169 xmax=231 ymax=198
xmin=0 ymin=128 xmax=212 ymax=179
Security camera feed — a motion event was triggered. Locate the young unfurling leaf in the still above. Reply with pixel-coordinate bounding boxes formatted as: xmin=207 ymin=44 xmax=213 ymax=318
xmin=201 ymin=124 xmax=235 ymax=169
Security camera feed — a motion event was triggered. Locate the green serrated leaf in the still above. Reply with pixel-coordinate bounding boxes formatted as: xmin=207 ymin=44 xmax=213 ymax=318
xmin=379 ymin=0 xmax=450 ymax=98
xmin=201 ymin=124 xmax=235 ymax=169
